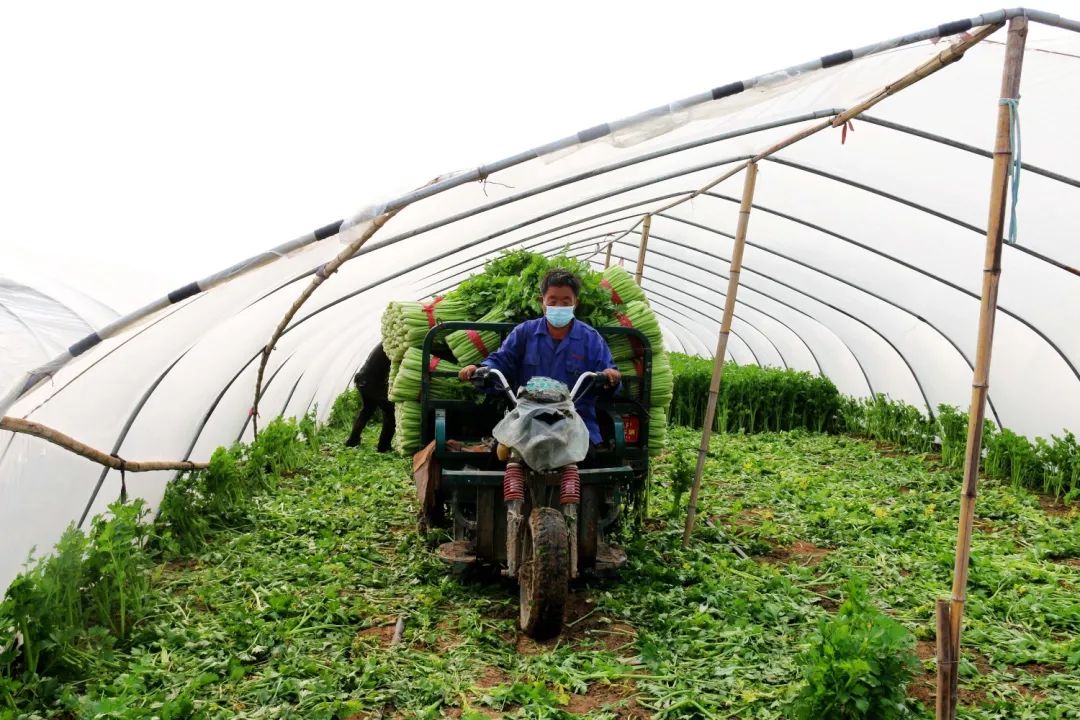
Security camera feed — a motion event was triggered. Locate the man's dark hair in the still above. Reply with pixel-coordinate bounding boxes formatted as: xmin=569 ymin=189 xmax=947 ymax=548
xmin=541 ymin=268 xmax=581 ymax=298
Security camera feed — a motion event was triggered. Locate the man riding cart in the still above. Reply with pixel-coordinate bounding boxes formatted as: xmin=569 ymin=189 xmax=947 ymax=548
xmin=414 ymin=269 xmax=652 ymax=639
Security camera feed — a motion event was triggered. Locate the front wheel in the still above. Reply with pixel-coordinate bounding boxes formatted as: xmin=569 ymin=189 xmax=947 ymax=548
xmin=518 ymin=507 xmax=569 ymax=639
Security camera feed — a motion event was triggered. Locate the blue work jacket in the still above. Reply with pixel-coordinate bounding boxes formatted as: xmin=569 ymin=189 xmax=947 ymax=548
xmin=481 ymin=317 xmax=617 ymax=444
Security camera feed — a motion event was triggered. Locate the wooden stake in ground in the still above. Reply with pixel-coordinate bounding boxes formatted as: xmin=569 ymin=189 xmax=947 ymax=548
xmin=682 ymin=162 xmax=758 ymax=548
xmin=634 ymin=214 xmax=652 ymax=286
xmin=935 ymin=600 xmax=953 ymax=720
xmin=941 ymin=15 xmax=1027 ymax=720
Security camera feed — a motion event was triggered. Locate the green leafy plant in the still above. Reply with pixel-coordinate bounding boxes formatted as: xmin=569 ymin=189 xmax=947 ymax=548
xmin=667 ymin=353 xmax=840 ymax=434
xmin=669 ymin=449 xmax=694 ymax=517
xmin=936 ymin=404 xmax=969 ymax=469
xmin=791 ymin=579 xmax=918 ymax=720
xmin=327 ymin=386 xmax=360 ymax=430
xmin=82 ymin=500 xmax=152 ymax=642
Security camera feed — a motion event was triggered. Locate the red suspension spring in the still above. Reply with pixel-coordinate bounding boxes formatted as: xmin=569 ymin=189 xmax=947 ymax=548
xmin=503 ymin=462 xmax=525 ymax=502
xmin=560 ymin=465 xmax=581 ymax=505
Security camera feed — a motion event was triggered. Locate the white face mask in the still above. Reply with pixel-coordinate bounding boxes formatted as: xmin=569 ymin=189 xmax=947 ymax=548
xmin=545 ymin=304 xmax=575 ymax=328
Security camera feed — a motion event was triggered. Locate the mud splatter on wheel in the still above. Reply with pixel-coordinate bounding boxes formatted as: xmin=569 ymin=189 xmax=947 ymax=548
xmin=518 ymin=507 xmax=568 ymax=639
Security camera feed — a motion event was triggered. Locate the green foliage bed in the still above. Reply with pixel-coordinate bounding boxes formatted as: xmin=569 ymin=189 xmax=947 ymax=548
xmin=3 ymin=410 xmax=1079 ymax=718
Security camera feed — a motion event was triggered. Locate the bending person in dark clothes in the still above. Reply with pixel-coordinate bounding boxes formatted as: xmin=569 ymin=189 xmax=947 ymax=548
xmin=345 ymin=344 xmax=396 ymax=452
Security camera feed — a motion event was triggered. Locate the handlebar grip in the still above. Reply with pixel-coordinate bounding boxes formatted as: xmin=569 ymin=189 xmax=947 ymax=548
xmin=471 ymin=366 xmax=491 ymax=387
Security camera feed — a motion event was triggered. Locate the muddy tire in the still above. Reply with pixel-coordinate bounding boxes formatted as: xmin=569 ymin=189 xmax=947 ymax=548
xmin=518 ymin=507 xmax=569 ymax=639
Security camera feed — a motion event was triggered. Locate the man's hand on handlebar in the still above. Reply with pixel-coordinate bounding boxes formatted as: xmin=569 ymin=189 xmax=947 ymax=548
xmin=459 ymin=365 xmax=479 ymax=382
xmin=600 ymin=368 xmax=621 ymax=388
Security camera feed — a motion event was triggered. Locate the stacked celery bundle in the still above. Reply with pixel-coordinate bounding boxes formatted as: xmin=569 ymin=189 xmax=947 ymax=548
xmin=601 ymin=267 xmax=672 ymax=455
xmin=380 ymin=251 xmax=671 ymax=455
xmin=394 ymin=401 xmax=422 ymax=454
xmin=381 ymin=298 xmax=467 ymax=362
xmin=445 ymin=308 xmax=503 ymax=367
xmin=388 ymin=347 xmax=464 ymax=404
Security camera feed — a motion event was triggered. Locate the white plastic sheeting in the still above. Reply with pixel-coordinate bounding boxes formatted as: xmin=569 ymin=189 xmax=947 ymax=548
xmin=2 ymin=10 xmax=1078 ymax=591
xmin=0 ymin=270 xmax=117 ymax=395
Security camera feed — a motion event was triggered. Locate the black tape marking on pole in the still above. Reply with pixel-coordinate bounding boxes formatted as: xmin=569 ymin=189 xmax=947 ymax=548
xmin=167 ymin=282 xmax=201 ymax=304
xmin=711 ymin=81 xmax=745 ymax=100
xmin=577 ymin=123 xmax=612 ymax=144
xmin=937 ymin=18 xmax=975 ymax=37
xmin=69 ymin=333 xmax=102 ymax=358
xmin=821 ymin=49 xmax=855 ymax=69
xmin=314 ymin=221 xmax=345 ymax=241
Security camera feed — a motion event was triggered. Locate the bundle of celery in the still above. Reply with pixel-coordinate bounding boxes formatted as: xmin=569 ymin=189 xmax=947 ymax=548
xmin=445 ymin=308 xmax=503 ymax=366
xmin=388 ymin=357 xmax=401 ymax=391
xmin=382 ymin=298 xmax=467 ymax=362
xmin=402 ymin=297 xmax=467 ymax=347
xmin=617 ymin=300 xmax=663 ymax=352
xmin=617 ymin=351 xmax=673 ymax=411
xmin=615 ymin=351 xmax=669 ymax=404
xmin=394 ymin=401 xmax=422 ymax=454
xmin=649 ymin=406 xmax=668 ymax=456
xmin=389 ymin=347 xmax=465 ymax=403
xmin=378 ymin=250 xmax=675 ymax=456
xmin=650 ymin=350 xmax=674 ymax=410
xmin=601 ymin=265 xmax=649 ymax=307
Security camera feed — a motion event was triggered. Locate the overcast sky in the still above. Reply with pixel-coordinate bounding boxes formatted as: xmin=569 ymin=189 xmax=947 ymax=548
xmin=2 ymin=0 xmax=1075 ymax=313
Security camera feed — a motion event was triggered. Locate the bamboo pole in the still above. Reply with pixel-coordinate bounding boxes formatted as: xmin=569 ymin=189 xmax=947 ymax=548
xmin=831 ymin=22 xmax=1002 ymax=128
xmin=0 ymin=416 xmax=208 ymax=472
xmin=253 ymin=207 xmax=402 ymax=436
xmin=603 ymin=239 xmax=613 ymax=269
xmin=634 ymin=215 xmax=653 ymax=285
xmin=625 ymin=22 xmax=1001 ymax=244
xmin=682 ymin=163 xmax=758 ymax=548
xmin=943 ymin=15 xmax=1027 ymax=720
xmin=935 ymin=600 xmax=953 ymax=720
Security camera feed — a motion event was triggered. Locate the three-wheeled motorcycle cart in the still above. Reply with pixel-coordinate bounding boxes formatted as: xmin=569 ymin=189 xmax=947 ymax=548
xmin=412 ymin=321 xmax=652 ymax=639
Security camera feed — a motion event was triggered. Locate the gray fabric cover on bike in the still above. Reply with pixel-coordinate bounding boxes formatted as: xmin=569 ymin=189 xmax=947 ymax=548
xmin=492 ymin=397 xmax=589 ymax=471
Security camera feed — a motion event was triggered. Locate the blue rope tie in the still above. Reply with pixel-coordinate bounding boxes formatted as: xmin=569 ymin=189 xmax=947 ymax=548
xmin=999 ymin=98 xmax=1021 ymax=245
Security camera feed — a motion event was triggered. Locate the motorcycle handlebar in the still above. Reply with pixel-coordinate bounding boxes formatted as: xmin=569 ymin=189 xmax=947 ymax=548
xmin=468 ymin=367 xmax=612 ymax=405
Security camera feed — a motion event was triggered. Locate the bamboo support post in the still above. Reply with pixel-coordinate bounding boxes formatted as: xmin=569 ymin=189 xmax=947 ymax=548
xmin=0 ymin=415 xmax=208 ymax=472
xmin=253 ymin=207 xmax=402 ymax=435
xmin=943 ymin=16 xmax=1027 ymax=720
xmin=682 ymin=162 xmax=758 ymax=548
xmin=603 ymin=238 xmax=613 ymax=269
xmin=634 ymin=215 xmax=652 ymax=285
xmin=935 ymin=600 xmax=953 ymax=720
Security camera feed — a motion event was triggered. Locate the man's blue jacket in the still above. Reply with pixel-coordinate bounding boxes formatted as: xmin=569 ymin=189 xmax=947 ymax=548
xmin=481 ymin=317 xmax=617 ymax=444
